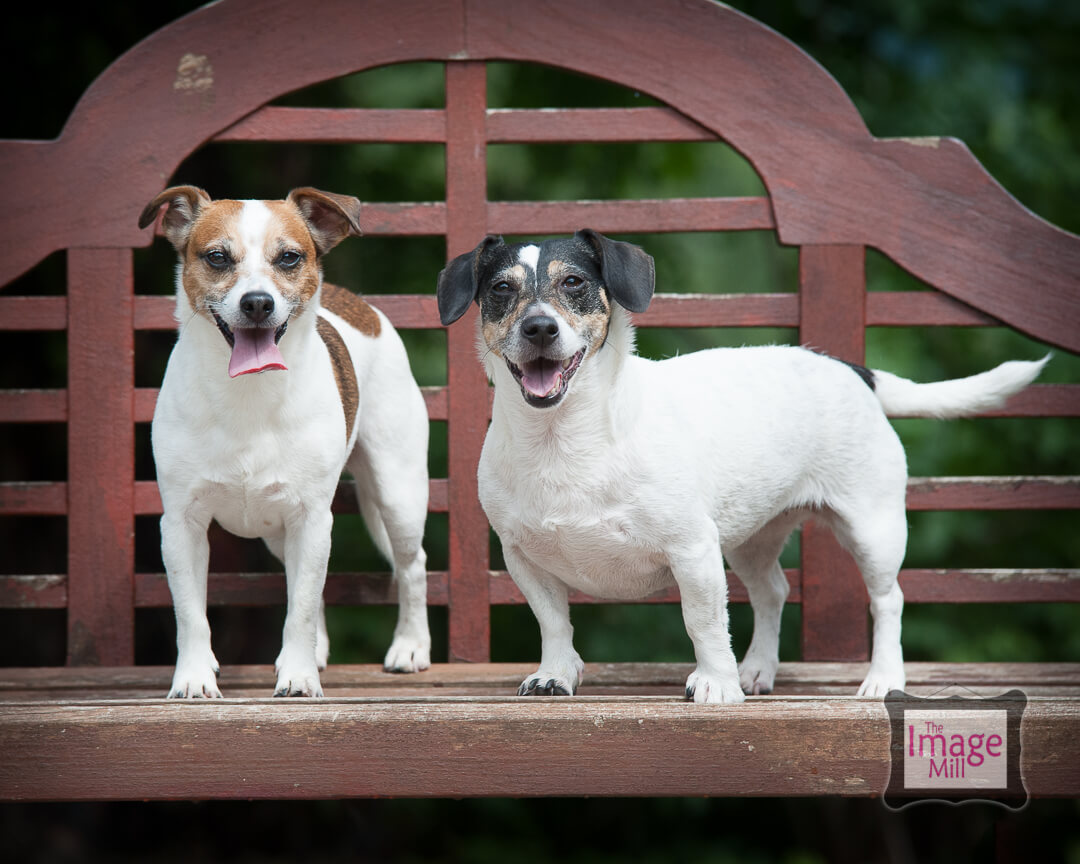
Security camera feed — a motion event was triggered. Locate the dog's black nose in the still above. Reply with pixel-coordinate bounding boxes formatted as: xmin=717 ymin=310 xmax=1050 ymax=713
xmin=240 ymin=291 xmax=275 ymax=324
xmin=521 ymin=314 xmax=559 ymax=347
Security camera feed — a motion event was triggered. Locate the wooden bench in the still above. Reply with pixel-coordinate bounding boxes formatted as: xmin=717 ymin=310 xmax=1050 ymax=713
xmin=1 ymin=0 xmax=1077 ymax=800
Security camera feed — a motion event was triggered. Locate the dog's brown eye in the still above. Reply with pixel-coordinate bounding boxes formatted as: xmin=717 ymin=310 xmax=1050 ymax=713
xmin=276 ymin=250 xmax=303 ymax=269
xmin=563 ymin=275 xmax=585 ymax=291
xmin=204 ymin=250 xmax=231 ymax=270
xmin=492 ymin=281 xmax=515 ymax=295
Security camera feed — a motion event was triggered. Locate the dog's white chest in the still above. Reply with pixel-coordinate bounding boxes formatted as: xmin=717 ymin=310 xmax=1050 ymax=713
xmin=485 ymin=467 xmax=674 ymax=600
xmin=518 ymin=519 xmax=673 ymax=600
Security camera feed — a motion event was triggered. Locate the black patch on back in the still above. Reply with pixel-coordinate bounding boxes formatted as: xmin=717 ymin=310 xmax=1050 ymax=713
xmin=840 ymin=359 xmax=876 ymax=391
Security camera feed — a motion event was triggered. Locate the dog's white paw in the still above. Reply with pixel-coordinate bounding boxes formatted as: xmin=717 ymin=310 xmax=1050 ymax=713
xmin=168 ymin=658 xmax=222 ymax=699
xmin=518 ymin=672 xmax=575 ymax=696
xmin=856 ymin=664 xmax=906 ymax=698
xmin=685 ymin=668 xmax=746 ymax=704
xmin=383 ymin=634 xmax=431 ymax=673
xmin=738 ymin=652 xmax=779 ymax=696
xmin=274 ymin=652 xmax=323 ymax=697
xmin=518 ymin=655 xmax=584 ymax=696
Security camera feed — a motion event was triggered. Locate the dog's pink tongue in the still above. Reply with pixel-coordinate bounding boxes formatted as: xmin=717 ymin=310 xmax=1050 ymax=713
xmin=521 ymin=359 xmax=561 ymax=397
xmin=228 ymin=328 xmax=287 ymax=378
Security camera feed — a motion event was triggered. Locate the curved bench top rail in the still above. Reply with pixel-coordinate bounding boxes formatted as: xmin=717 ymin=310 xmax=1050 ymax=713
xmin=0 ymin=0 xmax=1077 ymax=352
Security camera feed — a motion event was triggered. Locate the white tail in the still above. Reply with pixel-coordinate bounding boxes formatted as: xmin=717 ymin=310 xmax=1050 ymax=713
xmin=872 ymin=355 xmax=1049 ymax=419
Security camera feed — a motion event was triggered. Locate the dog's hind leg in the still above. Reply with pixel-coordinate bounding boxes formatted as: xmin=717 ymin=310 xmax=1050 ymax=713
xmin=348 ymin=449 xmax=431 ymax=674
xmin=725 ymin=511 xmax=803 ymax=696
xmin=827 ymin=503 xmax=908 ymax=698
xmin=504 ymin=545 xmax=584 ymax=696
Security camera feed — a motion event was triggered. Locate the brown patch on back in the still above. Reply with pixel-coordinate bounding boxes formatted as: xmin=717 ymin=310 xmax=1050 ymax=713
xmin=316 ymin=317 xmax=358 ymax=443
xmin=321 ymin=283 xmax=382 ymax=338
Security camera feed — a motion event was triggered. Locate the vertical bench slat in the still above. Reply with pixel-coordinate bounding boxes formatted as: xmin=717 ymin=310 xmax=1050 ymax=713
xmin=66 ymin=248 xmax=135 ymax=665
xmin=444 ymin=62 xmax=493 ymax=661
xmin=797 ymin=245 xmax=870 ymax=661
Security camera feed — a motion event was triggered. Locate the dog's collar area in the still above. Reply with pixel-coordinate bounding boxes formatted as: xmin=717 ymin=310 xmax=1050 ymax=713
xmin=212 ymin=311 xmax=290 ymax=378
xmin=506 ymin=349 xmax=584 ymax=407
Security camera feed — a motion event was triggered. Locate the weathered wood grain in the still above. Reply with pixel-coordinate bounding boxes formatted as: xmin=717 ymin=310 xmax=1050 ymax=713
xmin=0 ymin=663 xmax=1075 ymax=800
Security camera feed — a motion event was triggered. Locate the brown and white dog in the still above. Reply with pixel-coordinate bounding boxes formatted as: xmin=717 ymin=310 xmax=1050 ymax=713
xmin=139 ymin=186 xmax=431 ymax=697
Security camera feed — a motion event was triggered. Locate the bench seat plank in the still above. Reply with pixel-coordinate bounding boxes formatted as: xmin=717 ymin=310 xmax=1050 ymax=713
xmin=0 ymin=662 xmax=1076 ymax=801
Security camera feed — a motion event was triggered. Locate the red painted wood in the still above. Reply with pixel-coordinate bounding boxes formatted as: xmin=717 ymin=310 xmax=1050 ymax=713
xmin=0 ymin=0 xmax=1075 ymax=355
xmin=463 ymin=0 xmax=1080 ymax=353
xmin=488 ymin=197 xmax=774 ymax=234
xmin=486 ymin=107 xmax=715 ymax=143
xmin=444 ymin=62 xmax=492 ymax=662
xmin=0 ymin=483 xmax=67 ymax=516
xmin=2 ymin=689 xmax=1075 ymax=799
xmin=636 ymin=293 xmax=799 ymax=328
xmin=66 ymin=249 xmax=135 ymax=666
xmin=798 ymin=245 xmax=870 ymax=662
xmin=0 ymin=576 xmax=68 ymax=610
xmin=215 ymin=107 xmax=447 ymax=143
xmin=214 ymin=105 xmax=718 ymax=146
xmin=10 ymin=566 xmax=1079 ymax=612
xmin=906 ymin=476 xmax=1080 ymax=511
xmin=898 ymin=569 xmax=1080 ymax=604
xmin=0 ymin=296 xmax=66 ymax=330
xmin=0 ymin=0 xmax=468 ymax=287
xmin=0 ymin=390 xmax=67 ymax=423
xmin=865 ymin=291 xmax=995 ymax=327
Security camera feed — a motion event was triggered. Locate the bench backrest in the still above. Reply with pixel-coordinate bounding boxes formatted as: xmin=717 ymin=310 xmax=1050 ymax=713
xmin=1 ymin=0 xmax=1077 ymax=667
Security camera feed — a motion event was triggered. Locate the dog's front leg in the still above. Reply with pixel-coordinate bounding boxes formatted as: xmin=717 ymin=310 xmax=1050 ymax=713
xmin=504 ymin=545 xmax=584 ymax=696
xmin=274 ymin=508 xmax=333 ymax=697
xmin=670 ymin=532 xmax=745 ymax=704
xmin=161 ymin=512 xmax=221 ymax=698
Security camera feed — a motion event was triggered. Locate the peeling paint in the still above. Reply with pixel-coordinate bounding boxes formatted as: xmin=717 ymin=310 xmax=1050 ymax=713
xmin=894 ymin=136 xmax=941 ymax=148
xmin=174 ymin=53 xmax=214 ymax=92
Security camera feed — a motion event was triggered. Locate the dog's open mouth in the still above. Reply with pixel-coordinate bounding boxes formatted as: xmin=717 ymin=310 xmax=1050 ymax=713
xmin=213 ymin=312 xmax=289 ymax=378
xmin=507 ymin=350 xmax=584 ymax=407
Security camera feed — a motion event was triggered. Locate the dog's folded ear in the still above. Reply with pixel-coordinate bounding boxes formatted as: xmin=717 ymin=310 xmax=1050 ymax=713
xmin=138 ymin=185 xmax=212 ymax=252
xmin=575 ymin=229 xmax=655 ymax=313
xmin=437 ymin=235 xmax=505 ymax=326
xmin=288 ymin=188 xmax=363 ymax=256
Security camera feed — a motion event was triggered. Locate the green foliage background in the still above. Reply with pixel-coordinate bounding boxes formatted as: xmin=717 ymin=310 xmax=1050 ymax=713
xmin=2 ymin=0 xmax=1078 ymax=861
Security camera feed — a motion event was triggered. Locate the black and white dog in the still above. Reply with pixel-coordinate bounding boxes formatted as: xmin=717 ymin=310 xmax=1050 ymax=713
xmin=438 ymin=230 xmax=1046 ymax=702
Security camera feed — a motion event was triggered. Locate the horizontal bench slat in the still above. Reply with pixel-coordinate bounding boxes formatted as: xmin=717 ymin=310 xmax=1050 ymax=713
xmin=489 ymin=197 xmax=775 ymax=233
xmin=906 ymin=476 xmax=1080 ymax=511
xmin=7 ymin=477 xmax=1075 ymax=518
xmin=0 ymin=663 xmax=1075 ymax=800
xmin=4 ymin=382 xmax=1070 ymax=425
xmin=17 ymin=290 xmax=1074 ymax=337
xmin=215 ymin=107 xmax=447 ymax=143
xmin=213 ymin=106 xmax=719 ymax=145
xmin=4 ymin=661 xmax=1077 ymax=698
xmin=0 ymin=297 xmax=66 ymax=330
xmin=5 ymin=568 xmax=1076 ymax=611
